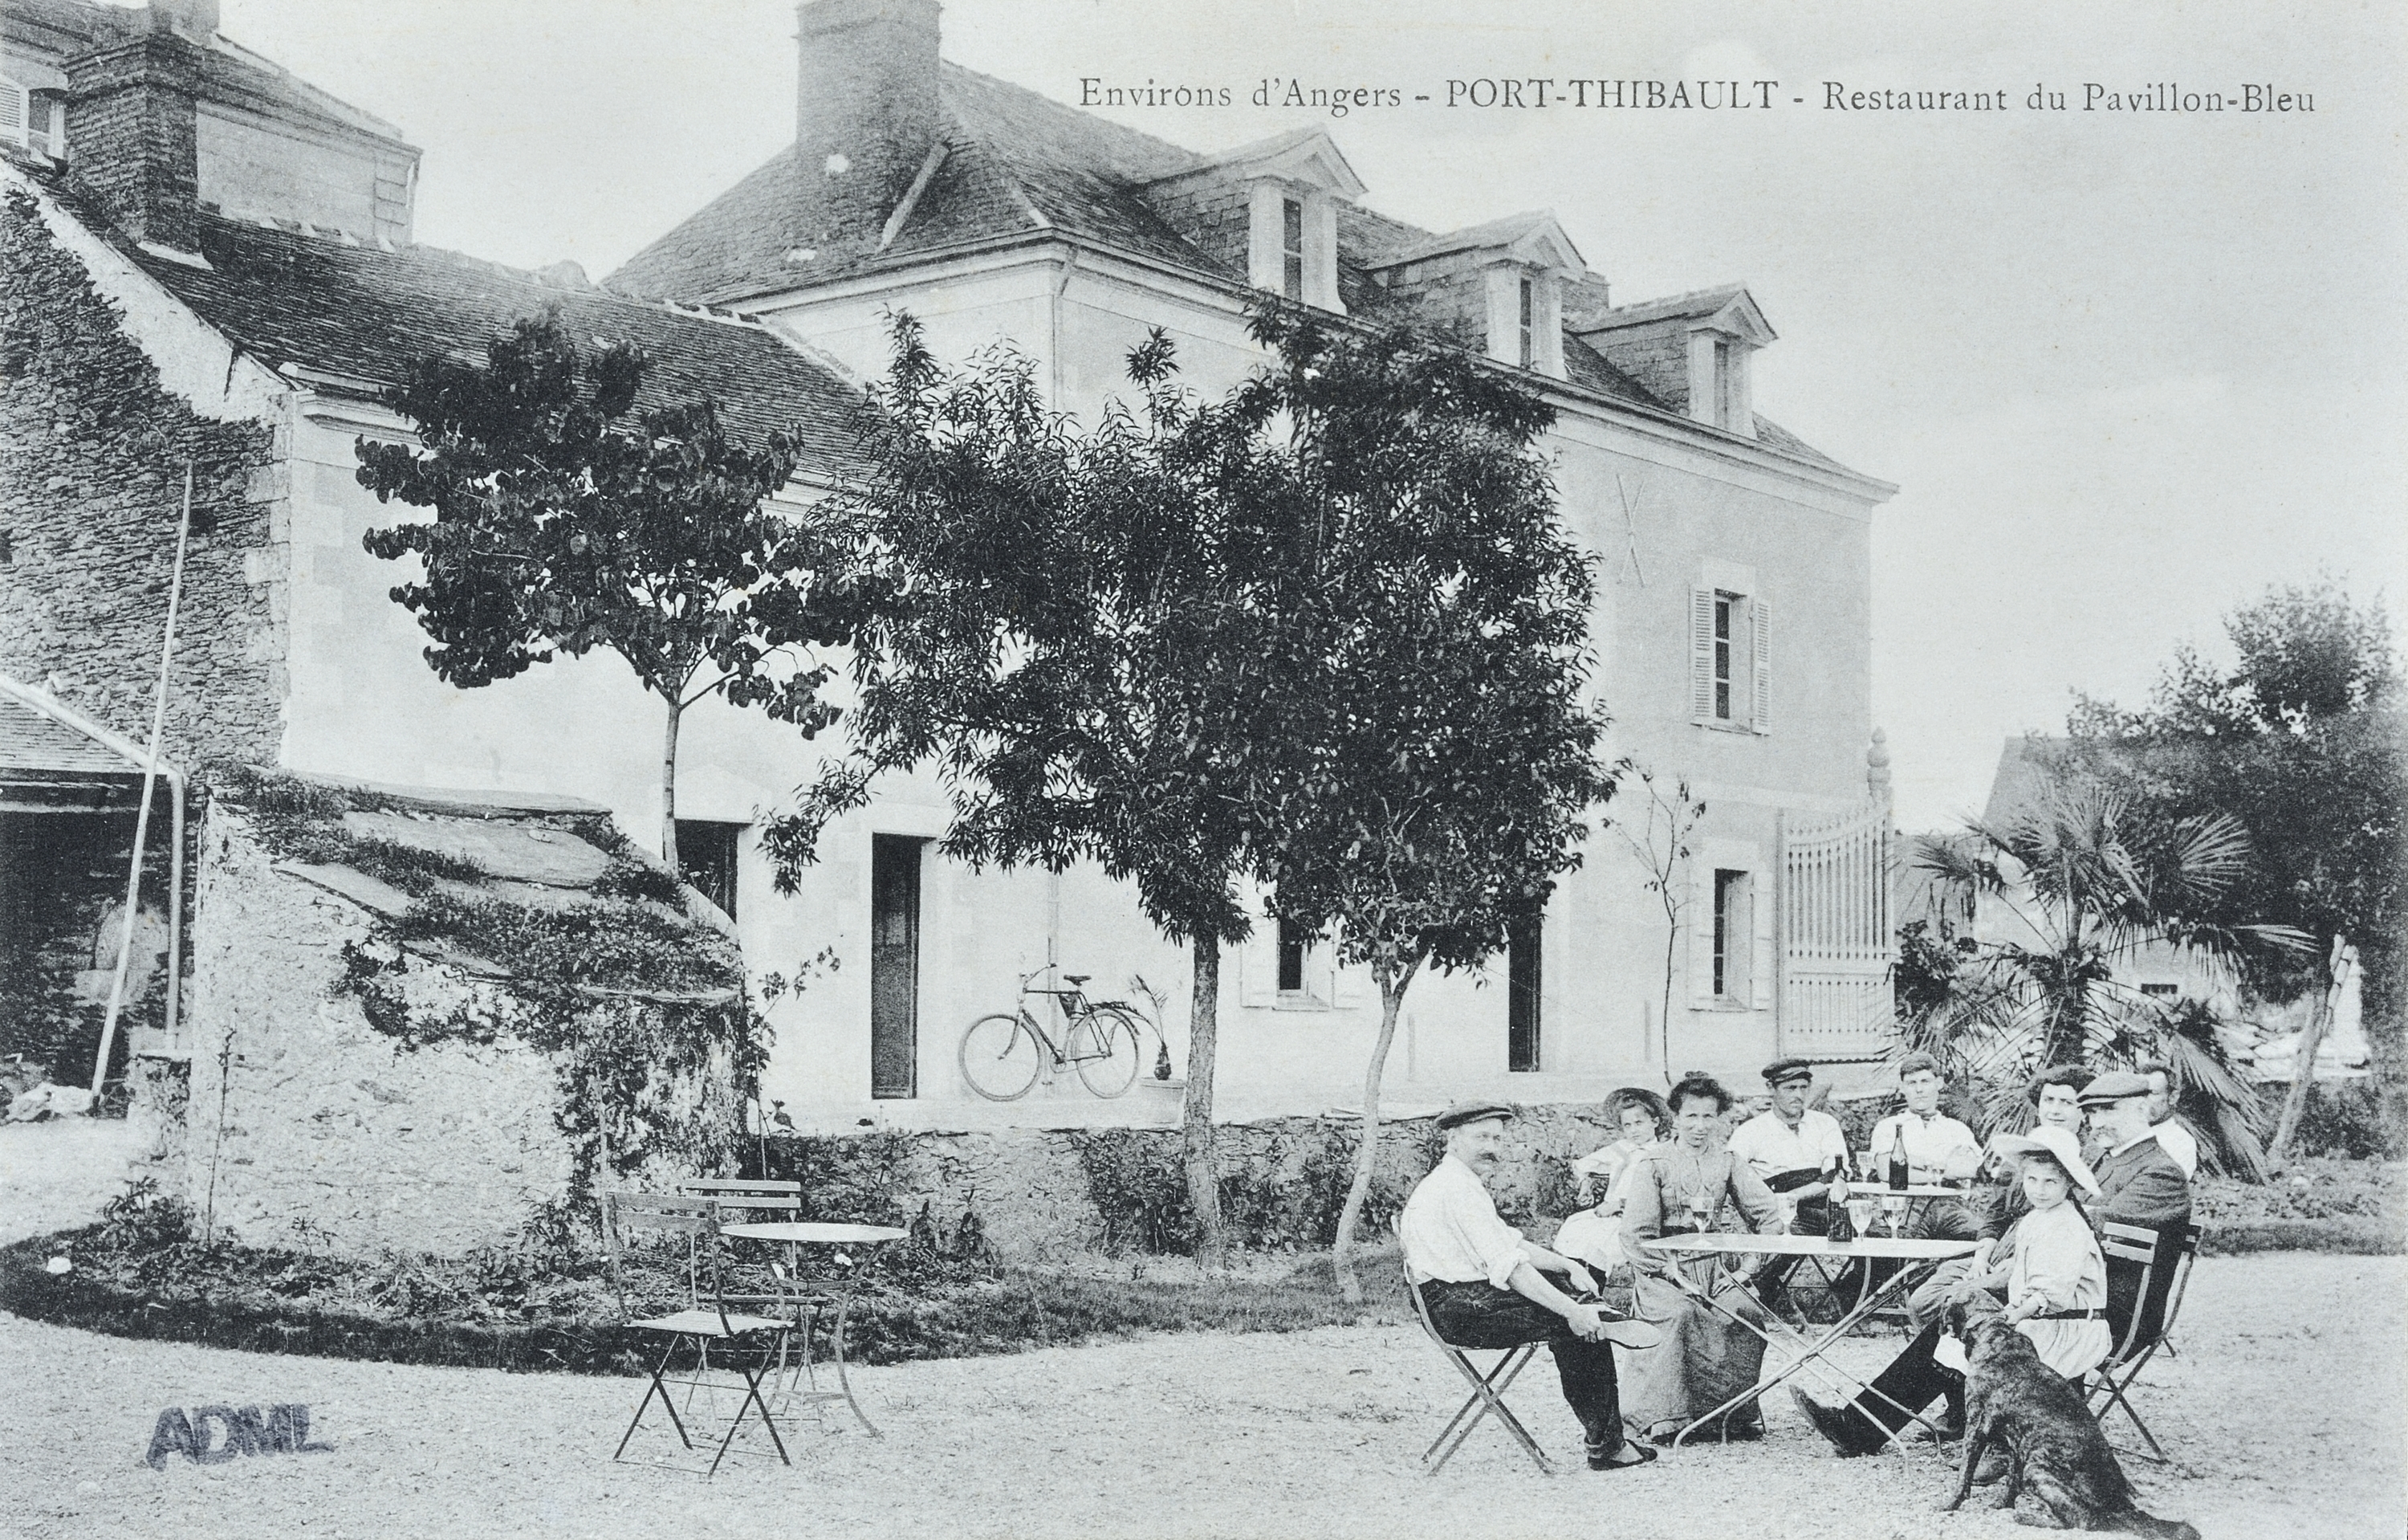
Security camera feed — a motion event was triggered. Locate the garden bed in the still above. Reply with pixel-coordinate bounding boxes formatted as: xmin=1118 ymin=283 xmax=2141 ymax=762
xmin=0 ymin=1183 xmax=1409 ymax=1375
xmin=2193 ymin=1154 xmax=2406 ymax=1254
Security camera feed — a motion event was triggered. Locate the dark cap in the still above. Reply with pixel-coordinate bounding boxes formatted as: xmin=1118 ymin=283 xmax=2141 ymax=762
xmin=2078 ymin=1070 xmax=2153 ymax=1108
xmin=1761 ymin=1058 xmax=1814 ymax=1087
xmin=1434 ymin=1099 xmax=1518 ymax=1131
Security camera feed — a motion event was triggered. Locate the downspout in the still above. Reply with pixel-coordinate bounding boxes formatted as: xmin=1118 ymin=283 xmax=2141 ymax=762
xmin=1049 ymin=246 xmax=1078 ymax=407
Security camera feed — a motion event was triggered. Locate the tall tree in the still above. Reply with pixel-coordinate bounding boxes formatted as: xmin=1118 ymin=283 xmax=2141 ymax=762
xmin=356 ymin=309 xmax=861 ymax=870
xmin=762 ymin=313 xmax=1291 ymax=1263
xmin=1910 ymin=774 xmax=2308 ymax=1175
xmin=1238 ymin=306 xmax=1615 ymax=1302
xmin=2065 ymin=579 xmax=2406 ymax=1147
xmin=1611 ymin=764 xmax=1707 ymax=1074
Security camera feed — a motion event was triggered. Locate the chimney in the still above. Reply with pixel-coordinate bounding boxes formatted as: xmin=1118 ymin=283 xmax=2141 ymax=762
xmin=63 ymin=31 xmax=204 ymax=253
xmin=150 ymin=0 xmax=220 ymax=43
xmin=795 ymin=0 xmax=942 ymax=251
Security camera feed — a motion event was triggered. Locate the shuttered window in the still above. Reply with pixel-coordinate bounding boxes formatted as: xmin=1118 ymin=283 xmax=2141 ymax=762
xmin=1690 ymin=583 xmax=1771 ymax=732
xmin=0 ymin=79 xmax=26 ymax=144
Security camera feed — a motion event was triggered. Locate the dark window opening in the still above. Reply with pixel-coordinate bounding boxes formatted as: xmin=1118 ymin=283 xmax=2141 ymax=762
xmin=675 ymin=819 xmax=745 ymax=920
xmin=1712 ymin=870 xmax=1744 ymax=998
xmin=1281 ymin=197 xmax=1305 ymax=300
xmin=1712 ymin=595 xmax=1734 ymax=719
xmin=1518 ymin=275 xmax=1536 ymax=368
xmin=1276 ymin=919 xmax=1309 ymax=993
xmin=2139 ymin=983 xmax=2179 ymax=998
xmin=1507 ymin=908 xmax=1542 ymax=1071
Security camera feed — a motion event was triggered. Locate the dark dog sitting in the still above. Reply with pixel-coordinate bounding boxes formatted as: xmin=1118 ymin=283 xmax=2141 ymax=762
xmin=1942 ymin=1302 xmax=2199 ymax=1538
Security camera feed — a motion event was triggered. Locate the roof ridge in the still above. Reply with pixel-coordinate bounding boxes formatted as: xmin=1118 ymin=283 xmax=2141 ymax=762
xmin=199 ymin=210 xmax=773 ymax=329
xmin=938 ymin=59 xmax=1209 ymax=175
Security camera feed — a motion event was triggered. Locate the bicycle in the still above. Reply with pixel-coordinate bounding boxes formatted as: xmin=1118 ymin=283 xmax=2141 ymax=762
xmin=959 ymin=968 xmax=1146 ymax=1101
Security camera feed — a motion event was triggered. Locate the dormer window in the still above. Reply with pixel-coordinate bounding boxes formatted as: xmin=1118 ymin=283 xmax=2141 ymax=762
xmin=1480 ymin=263 xmax=1564 ymax=377
xmin=1141 ymin=128 xmax=1365 ymax=315
xmin=1572 ymin=286 xmax=1774 ymax=438
xmin=1369 ymin=213 xmax=1584 ymax=381
xmin=2 ymin=78 xmax=64 ymax=158
xmin=1282 ymin=197 xmax=1306 ymax=300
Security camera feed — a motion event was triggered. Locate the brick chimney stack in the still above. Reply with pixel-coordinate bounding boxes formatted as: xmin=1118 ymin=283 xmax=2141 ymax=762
xmin=795 ymin=0 xmax=942 ymax=251
xmin=63 ymin=31 xmax=205 ymax=253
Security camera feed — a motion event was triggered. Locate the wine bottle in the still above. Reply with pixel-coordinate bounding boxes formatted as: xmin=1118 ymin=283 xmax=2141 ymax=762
xmin=1827 ymin=1180 xmax=1854 ymax=1244
xmin=1887 ymin=1126 xmax=1909 ymax=1191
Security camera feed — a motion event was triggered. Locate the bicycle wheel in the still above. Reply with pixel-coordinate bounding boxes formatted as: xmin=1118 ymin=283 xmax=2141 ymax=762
xmin=959 ymin=1013 xmax=1043 ymax=1101
xmin=1070 ymin=1007 xmax=1144 ymax=1099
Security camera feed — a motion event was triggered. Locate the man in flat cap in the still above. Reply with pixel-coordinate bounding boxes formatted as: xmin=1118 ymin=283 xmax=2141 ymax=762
xmin=1727 ymin=1060 xmax=1849 ymax=1308
xmin=1400 ymin=1100 xmax=1659 ymax=1471
xmin=2081 ymin=1069 xmax=2194 ymax=1346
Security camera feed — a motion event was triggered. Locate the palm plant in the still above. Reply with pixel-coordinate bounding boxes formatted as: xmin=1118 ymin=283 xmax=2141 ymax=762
xmin=1901 ymin=772 xmax=2310 ymax=1178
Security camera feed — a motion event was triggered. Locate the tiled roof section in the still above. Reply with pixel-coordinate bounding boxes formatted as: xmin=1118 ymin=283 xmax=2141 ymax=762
xmin=0 ymin=691 xmax=137 ymax=776
xmin=1751 ymin=415 xmax=1845 ymax=471
xmin=3 ymin=0 xmax=410 ymax=146
xmin=1562 ymin=336 xmax=1665 ymax=409
xmin=120 ymin=210 xmax=872 ymax=477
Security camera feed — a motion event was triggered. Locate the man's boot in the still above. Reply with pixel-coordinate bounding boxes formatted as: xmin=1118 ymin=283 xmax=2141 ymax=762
xmin=1933 ymin=1375 xmax=1967 ymax=1441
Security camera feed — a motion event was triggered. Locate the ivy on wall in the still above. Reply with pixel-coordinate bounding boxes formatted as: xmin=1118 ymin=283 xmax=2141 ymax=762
xmin=209 ymin=766 xmax=767 ymax=1208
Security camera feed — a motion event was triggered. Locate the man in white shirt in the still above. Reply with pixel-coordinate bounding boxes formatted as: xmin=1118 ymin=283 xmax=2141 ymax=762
xmin=1401 ymin=1100 xmax=1658 ymax=1471
xmin=1865 ymin=1051 xmax=1983 ymax=1243
xmin=1727 ymin=1059 xmax=1848 ymax=1305
xmin=2136 ymin=1059 xmax=2201 ymax=1178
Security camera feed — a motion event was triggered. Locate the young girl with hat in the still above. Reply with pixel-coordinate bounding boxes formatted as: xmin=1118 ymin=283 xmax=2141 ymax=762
xmin=1991 ymin=1124 xmax=2114 ymax=1379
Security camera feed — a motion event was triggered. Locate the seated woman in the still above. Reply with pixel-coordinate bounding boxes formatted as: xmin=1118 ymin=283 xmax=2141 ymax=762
xmin=1615 ymin=1073 xmax=1787 ymax=1443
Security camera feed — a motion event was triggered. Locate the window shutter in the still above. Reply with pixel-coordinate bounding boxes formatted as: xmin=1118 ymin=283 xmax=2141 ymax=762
xmin=1750 ymin=870 xmax=1775 ymax=1010
xmin=1239 ymin=935 xmax=1273 ymax=1008
xmin=1690 ymin=586 xmax=1716 ymax=719
xmin=1688 ymin=858 xmax=1715 ymax=1006
xmin=1751 ymin=594 xmax=1773 ymax=735
xmin=0 ymin=81 xmax=25 ymax=141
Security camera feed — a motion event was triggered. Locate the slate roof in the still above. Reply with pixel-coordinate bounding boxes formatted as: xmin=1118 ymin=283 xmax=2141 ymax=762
xmin=604 ymin=61 xmax=1854 ymax=475
xmin=0 ymin=691 xmax=136 ymax=776
xmin=106 ymin=206 xmax=875 ymax=479
xmin=2 ymin=0 xmax=411 ymax=148
xmin=1576 ymin=284 xmax=1758 ymax=332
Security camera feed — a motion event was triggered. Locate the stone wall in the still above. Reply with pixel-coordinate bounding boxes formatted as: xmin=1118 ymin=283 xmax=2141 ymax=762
xmin=181 ymin=807 xmax=573 ymax=1254
xmin=763 ymin=1100 xmax=1621 ymax=1261
xmin=0 ymin=182 xmax=283 ymax=772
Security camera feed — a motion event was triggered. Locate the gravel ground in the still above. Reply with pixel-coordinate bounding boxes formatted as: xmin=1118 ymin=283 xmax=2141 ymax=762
xmin=2 ymin=1122 xmax=2399 ymax=1540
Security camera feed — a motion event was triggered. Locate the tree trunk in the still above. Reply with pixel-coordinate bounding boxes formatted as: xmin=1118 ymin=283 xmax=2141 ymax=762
xmin=2361 ymin=932 xmax=2408 ymax=1155
xmin=2272 ymin=936 xmax=2344 ymax=1159
xmin=1334 ymin=960 xmax=1414 ymax=1303
xmin=1184 ymin=936 xmax=1226 ymax=1266
xmin=661 ymin=696 xmax=682 ymax=872
xmin=1659 ymin=912 xmax=1678 ymax=1080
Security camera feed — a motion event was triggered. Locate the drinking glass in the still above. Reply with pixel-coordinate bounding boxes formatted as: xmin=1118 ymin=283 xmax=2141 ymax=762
xmin=1845 ymin=1193 xmax=1874 ymax=1237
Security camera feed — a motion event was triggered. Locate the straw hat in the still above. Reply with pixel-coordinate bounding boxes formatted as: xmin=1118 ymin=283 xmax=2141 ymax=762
xmin=1987 ymin=1124 xmax=2101 ymax=1195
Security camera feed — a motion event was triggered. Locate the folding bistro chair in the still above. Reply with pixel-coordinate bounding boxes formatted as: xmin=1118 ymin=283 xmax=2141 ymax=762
xmin=1395 ymin=1221 xmax=1555 ymax=1476
xmin=2087 ymin=1220 xmax=2202 ymax=1466
xmin=673 ymin=1180 xmax=813 ymax=1412
xmin=602 ymin=1191 xmax=797 ymax=1477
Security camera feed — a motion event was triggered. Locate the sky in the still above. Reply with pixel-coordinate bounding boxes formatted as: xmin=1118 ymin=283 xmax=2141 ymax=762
xmin=189 ymin=0 xmax=2408 ymax=829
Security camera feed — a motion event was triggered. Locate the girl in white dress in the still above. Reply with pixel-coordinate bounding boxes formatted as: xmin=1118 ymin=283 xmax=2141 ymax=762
xmin=1999 ymin=1126 xmax=2113 ymax=1380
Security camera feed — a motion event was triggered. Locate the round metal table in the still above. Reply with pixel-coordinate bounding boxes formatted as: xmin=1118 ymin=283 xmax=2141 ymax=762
xmin=721 ymin=1221 xmax=909 ymax=1436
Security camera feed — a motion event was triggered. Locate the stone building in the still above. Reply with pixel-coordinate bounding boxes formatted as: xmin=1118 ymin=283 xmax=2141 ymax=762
xmin=6 ymin=0 xmax=1901 ymax=1167
xmin=0 ymin=0 xmax=862 ymax=1228
xmin=603 ymin=0 xmax=1901 ymax=1123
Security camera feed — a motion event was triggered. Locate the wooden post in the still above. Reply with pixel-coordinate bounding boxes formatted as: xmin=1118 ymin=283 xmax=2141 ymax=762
xmin=92 ymin=462 xmax=193 ymax=1096
xmin=165 ymin=772 xmax=185 ymax=1046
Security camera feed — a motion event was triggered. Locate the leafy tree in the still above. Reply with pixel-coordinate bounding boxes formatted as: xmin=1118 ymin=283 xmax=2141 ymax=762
xmin=761 ymin=313 xmax=1293 ymax=1263
xmin=356 ymin=309 xmax=863 ymax=870
xmin=1908 ymin=774 xmax=2308 ymax=1175
xmin=2066 ymin=579 xmax=2406 ymax=1149
xmin=1235 ymin=304 xmax=1615 ymax=1301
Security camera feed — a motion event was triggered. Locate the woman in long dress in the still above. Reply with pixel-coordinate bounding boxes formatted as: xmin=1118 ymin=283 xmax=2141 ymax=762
xmin=1617 ymin=1073 xmax=1787 ymax=1443
xmin=1555 ymin=1089 xmax=1672 ymax=1273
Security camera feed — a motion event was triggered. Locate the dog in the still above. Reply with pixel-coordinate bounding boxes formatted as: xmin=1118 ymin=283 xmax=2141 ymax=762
xmin=1941 ymin=1301 xmax=2199 ymax=1538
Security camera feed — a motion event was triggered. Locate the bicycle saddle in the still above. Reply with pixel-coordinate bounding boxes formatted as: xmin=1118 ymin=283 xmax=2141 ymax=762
xmin=1062 ymin=974 xmax=1091 ymax=986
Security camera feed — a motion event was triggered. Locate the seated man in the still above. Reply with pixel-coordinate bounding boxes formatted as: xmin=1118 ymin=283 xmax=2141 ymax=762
xmin=1865 ymin=1051 xmax=1983 ymax=1242
xmin=2082 ymin=1069 xmax=2194 ymax=1345
xmin=1400 ymin=1100 xmax=1658 ymax=1471
xmin=1725 ymin=1058 xmax=1849 ymax=1306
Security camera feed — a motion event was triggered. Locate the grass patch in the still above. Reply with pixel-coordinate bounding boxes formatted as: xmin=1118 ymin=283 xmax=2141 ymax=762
xmin=2194 ymin=1155 xmax=2405 ymax=1254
